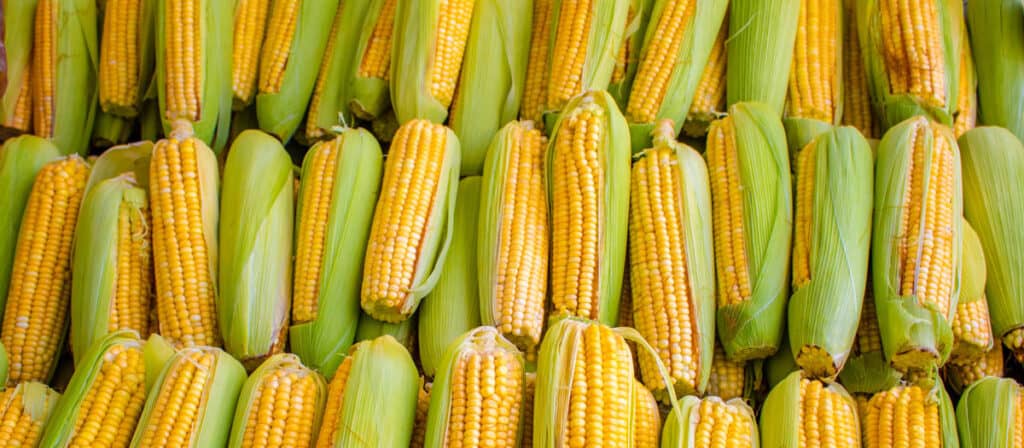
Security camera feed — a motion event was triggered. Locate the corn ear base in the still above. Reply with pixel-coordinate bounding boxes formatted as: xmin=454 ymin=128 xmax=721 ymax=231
xmin=0 ymin=0 xmax=38 ymax=136
xmin=726 ymin=0 xmax=800 ymax=116
xmin=660 ymin=395 xmax=759 ymax=448
xmin=759 ymin=371 xmax=860 ymax=447
xmin=966 ymin=0 xmax=1024 ymax=143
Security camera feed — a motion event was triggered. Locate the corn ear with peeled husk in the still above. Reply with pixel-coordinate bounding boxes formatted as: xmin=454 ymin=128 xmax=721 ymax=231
xmin=855 ymin=0 xmax=961 ymax=130
xmin=872 ymin=116 xmax=962 ymax=376
xmin=315 ymin=335 xmax=420 ymax=448
xmin=782 ymin=0 xmax=844 ymax=153
xmin=707 ymin=102 xmax=793 ymax=361
xmin=726 ymin=0 xmax=800 ymax=116
xmin=254 ymin=0 xmax=339 ymax=143
xmin=218 ymin=130 xmax=293 ymax=368
xmin=0 ymin=0 xmax=37 ymax=137
xmin=0 ymin=382 xmax=60 ymax=446
xmin=356 ymin=312 xmax=417 ymax=353
xmin=682 ymin=21 xmax=728 ymax=138
xmin=840 ymin=0 xmax=877 ymax=139
xmin=449 ymin=0 xmax=532 ymax=175
xmin=419 ymin=177 xmax=482 ymax=377
xmin=760 ymin=371 xmax=861 ymax=447
xmin=303 ymin=0 xmax=370 ymax=140
xmin=788 ymin=126 xmax=873 ymax=378
xmin=347 ymin=0 xmax=397 ymax=121
xmin=956 ymin=377 xmax=1021 ymax=447
xmin=660 ymin=395 xmax=758 ymax=448
xmin=624 ymin=0 xmax=729 ymax=150
xmin=950 ymin=219 xmax=994 ymax=363
xmin=966 ymin=0 xmax=1024 ymax=144
xmin=606 ymin=0 xmax=653 ymax=108
xmin=98 ymin=0 xmax=154 ymax=118
xmin=290 ymin=128 xmax=383 ymax=378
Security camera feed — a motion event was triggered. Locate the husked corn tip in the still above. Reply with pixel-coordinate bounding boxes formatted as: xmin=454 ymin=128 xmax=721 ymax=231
xmin=520 ymin=0 xmax=553 ymax=122
xmin=99 ymin=0 xmax=147 ymax=114
xmin=625 ymin=0 xmax=697 ymax=123
xmin=231 ymin=0 xmax=271 ymax=106
xmin=786 ymin=0 xmax=840 ymax=122
xmin=358 ymin=0 xmax=397 ymax=81
xmin=879 ymin=0 xmax=947 ymax=108
xmin=841 ymin=0 xmax=875 ymax=137
xmin=863 ymin=385 xmax=943 ymax=448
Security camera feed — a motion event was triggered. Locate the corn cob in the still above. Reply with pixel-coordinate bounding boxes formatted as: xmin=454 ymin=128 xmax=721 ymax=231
xmin=149 ymin=124 xmax=221 ymax=348
xmin=607 ymin=0 xmax=653 ymax=109
xmin=355 ymin=312 xmax=418 ymax=353
xmin=546 ymin=91 xmax=630 ymax=326
xmin=419 ymin=177 xmax=482 ymax=376
xmin=99 ymin=0 xmax=154 ymax=118
xmin=360 ymin=120 xmax=460 ymax=323
xmin=861 ymin=381 xmax=958 ymax=448
xmin=0 ymin=0 xmax=37 ymax=136
xmin=348 ymin=0 xmax=398 ymax=121
xmin=155 ymin=0 xmax=232 ymax=151
xmin=950 ymin=219 xmax=994 ymax=363
xmin=230 ymin=0 xmax=270 ymax=109
xmin=952 ymin=21 xmax=976 ymax=139
xmin=660 ymin=395 xmax=758 ymax=448
xmin=785 ymin=0 xmax=842 ymax=124
xmin=788 ymin=127 xmax=874 ymax=378
xmin=707 ymin=102 xmax=793 ymax=361
xmin=0 ymin=343 xmax=7 ymax=386
xmin=303 ymin=0 xmax=364 ymax=140
xmin=0 ymin=382 xmax=60 ymax=446
xmin=290 ymin=128 xmax=382 ymax=378
xmin=628 ymin=120 xmax=715 ymax=398
xmin=841 ymin=0 xmax=877 ymax=139
xmin=390 ymin=0 xmax=477 ymax=124
xmin=519 ymin=0 xmax=553 ymax=123
xmin=966 ymin=0 xmax=1024 ymax=145
xmin=423 ymin=327 xmax=526 ymax=447
xmin=855 ymin=0 xmax=961 ymax=129
xmin=956 ymin=377 xmax=1022 ymax=447
xmin=254 ymin=0 xmax=340 ymax=143
xmin=315 ymin=336 xmax=420 ymax=448
xmin=726 ymin=0 xmax=800 ymax=116
xmin=533 ymin=317 xmax=636 ymax=447
xmin=760 ymin=372 xmax=861 ymax=447
xmin=871 ymin=117 xmax=962 ymax=375
xmin=634 ymin=380 xmax=661 ymax=448
xmin=218 ymin=130 xmax=294 ymax=368
xmin=410 ymin=381 xmax=431 ymax=448
xmin=682 ymin=22 xmax=728 ymax=138
xmin=478 ymin=122 xmax=548 ymax=356
xmin=945 ymin=345 xmax=1004 ymax=394
xmin=129 ymin=345 xmax=246 ymax=448
xmin=226 ymin=354 xmax=328 ymax=448
xmin=31 ymin=0 xmax=99 ymax=155
xmin=70 ymin=174 xmax=152 ymax=363
xmin=38 ymin=332 xmax=147 ymax=448
xmin=1 ymin=156 xmax=89 ymax=384
xmin=624 ymin=0 xmax=729 ymax=149
xmin=0 ymin=136 xmax=61 ymax=323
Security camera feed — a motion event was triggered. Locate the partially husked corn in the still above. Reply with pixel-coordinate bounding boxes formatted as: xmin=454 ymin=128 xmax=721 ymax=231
xmin=227 ymin=354 xmax=327 ymax=448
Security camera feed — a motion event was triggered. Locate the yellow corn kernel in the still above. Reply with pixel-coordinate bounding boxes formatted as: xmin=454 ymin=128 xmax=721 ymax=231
xmin=164 ymin=0 xmax=204 ymax=122
xmin=133 ymin=351 xmax=216 ymax=447
xmin=797 ymin=379 xmax=860 ymax=447
xmin=863 ymin=385 xmax=942 ymax=448
xmin=358 ymin=0 xmax=396 ymax=80
xmin=110 ymin=198 xmax=153 ymax=337
xmin=855 ymin=286 xmax=882 ymax=355
xmin=4 ymin=69 xmax=32 ymax=132
xmin=707 ymin=344 xmax=746 ymax=400
xmin=694 ymin=398 xmax=756 ymax=447
xmin=683 ymin=23 xmax=727 ymax=137
xmin=231 ymin=0 xmax=271 ymax=107
xmin=565 ymin=324 xmax=633 ymax=446
xmin=427 ymin=0 xmax=475 ymax=108
xmin=625 ymin=0 xmax=697 ymax=123
xmin=634 ymin=381 xmax=660 ymax=448
xmin=303 ymin=4 xmax=344 ymax=141
xmin=879 ymin=0 xmax=947 ymax=108
xmin=32 ymin=0 xmax=56 ymax=137
xmin=841 ymin=0 xmax=875 ymax=137
xmin=520 ymin=0 xmax=553 ymax=122
xmin=946 ymin=345 xmax=1004 ymax=393
xmin=952 ymin=298 xmax=993 ymax=360
xmin=786 ymin=0 xmax=840 ymax=122
xmin=237 ymin=362 xmax=323 ymax=448
xmin=257 ymin=0 xmax=299 ymax=94
xmin=65 ymin=343 xmax=147 ymax=448
xmin=292 ymin=140 xmax=339 ymax=324
xmin=707 ymin=117 xmax=751 ymax=307
xmin=99 ymin=0 xmax=145 ymax=114
xmin=952 ymin=35 xmax=976 ymax=138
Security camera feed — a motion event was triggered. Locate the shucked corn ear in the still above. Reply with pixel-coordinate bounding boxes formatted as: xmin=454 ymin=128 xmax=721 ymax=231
xmin=623 ymin=0 xmax=728 ymax=149
xmin=682 ymin=22 xmax=728 ymax=138
xmin=290 ymin=128 xmax=382 ymax=378
xmin=760 ymin=371 xmax=861 ymax=447
xmin=707 ymin=102 xmax=793 ymax=361
xmin=155 ymin=0 xmax=232 ymax=151
xmin=303 ymin=0 xmax=366 ymax=139
xmin=315 ymin=335 xmax=420 ymax=448
xmin=423 ymin=326 xmax=527 ymax=447
xmin=347 ymin=0 xmax=398 ymax=121
xmin=32 ymin=0 xmax=99 ymax=155
xmin=788 ymin=127 xmax=874 ymax=378
xmin=129 ymin=345 xmax=246 ymax=448
xmin=2 ymin=155 xmax=89 ymax=384
xmin=219 ymin=130 xmax=294 ymax=368
xmin=227 ymin=354 xmax=328 ymax=448
xmin=98 ymin=0 xmax=155 ymax=118
xmin=420 ymin=177 xmax=482 ymax=377
xmin=855 ymin=0 xmax=962 ymax=129
xmin=871 ymin=117 xmax=962 ymax=375
xmin=478 ymin=122 xmax=548 ymax=356
xmin=149 ymin=123 xmax=221 ymax=348
xmin=0 ymin=0 xmax=38 ymax=135
xmin=861 ymin=380 xmax=959 ymax=448
xmin=390 ymin=0 xmax=477 ymax=124
xmin=39 ymin=332 xmax=147 ymax=447
xmin=628 ymin=121 xmax=715 ymax=399
xmin=955 ymin=377 xmax=1022 ymax=447
xmin=448 ymin=0 xmax=532 ymax=175
xmin=230 ymin=0 xmax=271 ymax=109
xmin=959 ymin=127 xmax=1024 ymax=361
xmin=945 ymin=345 xmax=1003 ymax=394
xmin=254 ymin=0 xmax=340 ymax=143
xmin=70 ymin=174 xmax=153 ymax=363
xmin=0 ymin=136 xmax=61 ymax=322
xmin=546 ymin=91 xmax=630 ymax=326
xmin=606 ymin=0 xmax=653 ymax=109
xmin=949 ymin=219 xmax=994 ymax=363
xmin=360 ymin=120 xmax=460 ymax=323
xmin=518 ymin=0 xmax=553 ymax=123
xmin=660 ymin=395 xmax=758 ymax=448
xmin=781 ymin=0 xmax=843 ymax=152
xmin=0 ymin=382 xmax=60 ymax=446
xmin=726 ymin=0 xmax=800 ymax=116
xmin=533 ymin=317 xmax=636 ymax=447
xmin=841 ymin=0 xmax=878 ymax=139
xmin=966 ymin=0 xmax=1024 ymax=144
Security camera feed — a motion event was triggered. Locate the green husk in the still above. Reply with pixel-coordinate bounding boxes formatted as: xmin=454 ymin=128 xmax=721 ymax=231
xmin=765 ymin=334 xmax=798 ymax=389
xmin=867 ymin=381 xmax=960 ymax=448
xmin=449 ymin=0 xmax=532 ymax=175
xmin=154 ymin=0 xmax=233 ymax=151
xmin=84 ymin=140 xmax=152 ymax=193
xmin=788 ymin=126 xmax=873 ymax=378
xmin=956 ymin=377 xmax=1020 ymax=446
xmin=419 ymin=177 xmax=482 ymax=377
xmin=660 ymin=395 xmax=759 ymax=448
xmin=303 ymin=0 xmax=370 ymax=140
xmin=139 ymin=100 xmax=162 ymax=142
xmin=355 ymin=312 xmax=417 ymax=352
xmin=289 ymin=128 xmax=382 ymax=378
xmin=129 ymin=346 xmax=247 ymax=448
xmin=91 ymin=111 xmax=134 ymax=148
xmin=0 ymin=343 xmax=7 ymax=387
xmin=0 ymin=136 xmax=61 ymax=320
xmin=726 ymin=0 xmax=800 ymax=116
xmin=950 ymin=219 xmax=994 ymax=362
xmin=545 ymin=91 xmax=631 ymax=326
xmin=218 ymin=130 xmax=294 ymax=367
xmin=423 ymin=327 xmax=526 ymax=448
xmin=855 ymin=0 xmax=961 ymax=129
xmin=44 ymin=0 xmax=100 ymax=155
xmin=0 ymin=0 xmax=38 ymax=137
xmin=607 ymin=0 xmax=653 ymax=108
xmin=347 ymin=0 xmax=394 ymax=121
xmin=97 ymin=0 xmax=155 ymax=118
xmin=714 ymin=102 xmax=793 ymax=362
xmin=625 ymin=0 xmax=729 ymax=150
xmin=966 ymin=0 xmax=1024 ymax=143
xmin=760 ymin=372 xmax=860 ymax=447
xmin=959 ymin=127 xmax=1024 ymax=359
xmin=227 ymin=354 xmax=328 ymax=448
xmin=255 ymin=0 xmax=340 ymax=143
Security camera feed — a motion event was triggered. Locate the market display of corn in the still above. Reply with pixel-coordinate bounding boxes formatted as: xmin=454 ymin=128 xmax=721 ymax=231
xmin=5 ymin=0 xmax=1024 ymax=446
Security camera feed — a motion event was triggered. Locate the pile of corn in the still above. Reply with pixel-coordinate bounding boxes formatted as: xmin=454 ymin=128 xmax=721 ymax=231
xmin=1 ymin=0 xmax=1024 ymax=446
